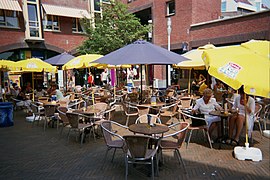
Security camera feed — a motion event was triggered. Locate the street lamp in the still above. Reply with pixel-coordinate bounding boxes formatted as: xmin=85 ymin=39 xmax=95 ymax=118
xmin=166 ymin=17 xmax=172 ymax=88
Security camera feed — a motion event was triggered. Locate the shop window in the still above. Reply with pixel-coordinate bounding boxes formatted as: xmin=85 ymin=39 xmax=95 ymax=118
xmin=72 ymin=18 xmax=83 ymax=33
xmin=0 ymin=9 xmax=19 ymax=28
xmin=43 ymin=15 xmax=60 ymax=31
xmin=166 ymin=1 xmax=175 ymax=16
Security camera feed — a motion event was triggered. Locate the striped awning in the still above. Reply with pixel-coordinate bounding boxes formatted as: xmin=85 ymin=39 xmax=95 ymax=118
xmin=0 ymin=0 xmax=22 ymax=11
xmin=42 ymin=4 xmax=91 ymax=19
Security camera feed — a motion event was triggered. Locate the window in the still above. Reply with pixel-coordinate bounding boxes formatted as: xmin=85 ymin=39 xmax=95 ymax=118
xmin=23 ymin=0 xmax=42 ymax=39
xmin=72 ymin=18 xmax=83 ymax=33
xmin=94 ymin=0 xmax=101 ymax=12
xmin=43 ymin=15 xmax=60 ymax=31
xmin=221 ymin=1 xmax=226 ymax=12
xmin=102 ymin=0 xmax=111 ymax=3
xmin=166 ymin=1 xmax=175 ymax=16
xmin=0 ymin=10 xmax=19 ymax=28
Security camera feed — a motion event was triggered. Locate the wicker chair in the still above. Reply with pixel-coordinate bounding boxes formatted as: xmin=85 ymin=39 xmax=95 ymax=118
xmin=160 ymin=101 xmax=180 ymax=124
xmin=43 ymin=104 xmax=56 ymax=131
xmin=122 ymin=102 xmax=138 ymax=126
xmin=252 ymin=103 xmax=263 ymax=138
xmin=100 ymin=120 xmax=128 ymax=168
xmin=160 ymin=122 xmax=189 ymax=173
xmin=66 ymin=112 xmax=96 ymax=146
xmin=180 ymin=110 xmax=212 ymax=149
xmin=123 ymin=135 xmax=160 ymax=180
xmin=57 ymin=106 xmax=70 ymax=135
xmin=94 ymin=106 xmax=116 ymax=136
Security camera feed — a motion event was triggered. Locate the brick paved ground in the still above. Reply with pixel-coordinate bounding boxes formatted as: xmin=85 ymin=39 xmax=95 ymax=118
xmin=0 ymin=109 xmax=269 ymax=180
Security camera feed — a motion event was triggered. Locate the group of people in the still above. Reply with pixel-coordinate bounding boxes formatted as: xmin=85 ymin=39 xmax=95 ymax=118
xmin=192 ymin=86 xmax=255 ymax=145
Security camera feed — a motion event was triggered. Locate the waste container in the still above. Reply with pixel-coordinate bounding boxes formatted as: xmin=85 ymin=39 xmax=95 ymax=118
xmin=0 ymin=102 xmax=14 ymax=127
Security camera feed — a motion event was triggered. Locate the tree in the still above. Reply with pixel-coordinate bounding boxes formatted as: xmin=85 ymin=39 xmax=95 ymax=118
xmin=79 ymin=0 xmax=150 ymax=55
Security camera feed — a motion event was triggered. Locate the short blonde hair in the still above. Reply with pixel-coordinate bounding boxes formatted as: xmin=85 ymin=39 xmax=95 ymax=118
xmin=203 ymin=88 xmax=213 ymax=96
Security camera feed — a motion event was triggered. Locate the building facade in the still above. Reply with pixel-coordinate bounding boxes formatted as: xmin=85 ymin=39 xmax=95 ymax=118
xmin=0 ymin=0 xmax=110 ymax=60
xmin=121 ymin=0 xmax=269 ymax=87
xmin=1 ymin=0 xmax=269 ymax=88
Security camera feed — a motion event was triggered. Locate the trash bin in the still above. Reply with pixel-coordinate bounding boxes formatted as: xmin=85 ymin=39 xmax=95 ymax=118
xmin=0 ymin=102 xmax=14 ymax=127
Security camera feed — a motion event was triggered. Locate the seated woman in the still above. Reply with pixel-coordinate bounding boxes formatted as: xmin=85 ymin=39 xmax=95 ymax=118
xmin=16 ymin=86 xmax=32 ymax=114
xmin=192 ymin=88 xmax=223 ymax=140
xmin=191 ymin=72 xmax=206 ymax=95
xmin=213 ymin=79 xmax=226 ymax=104
xmin=228 ymin=86 xmax=255 ymax=144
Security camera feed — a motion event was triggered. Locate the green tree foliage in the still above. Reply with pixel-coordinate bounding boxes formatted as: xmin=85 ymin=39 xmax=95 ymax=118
xmin=79 ymin=0 xmax=149 ymax=55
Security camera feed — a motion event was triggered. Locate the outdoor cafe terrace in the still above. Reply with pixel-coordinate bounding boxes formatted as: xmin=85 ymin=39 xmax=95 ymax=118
xmin=0 ymin=102 xmax=269 ymax=179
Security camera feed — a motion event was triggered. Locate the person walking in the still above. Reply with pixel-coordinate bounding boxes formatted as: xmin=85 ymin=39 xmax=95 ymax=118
xmin=88 ymin=72 xmax=95 ymax=87
xmin=101 ymin=69 xmax=108 ymax=85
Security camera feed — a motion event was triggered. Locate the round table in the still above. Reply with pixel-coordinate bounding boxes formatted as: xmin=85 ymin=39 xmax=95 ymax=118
xmin=209 ymin=110 xmax=237 ymax=147
xmin=129 ymin=123 xmax=169 ymax=136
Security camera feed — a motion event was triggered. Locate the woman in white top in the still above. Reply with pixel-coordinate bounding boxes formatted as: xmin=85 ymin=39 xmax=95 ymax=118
xmin=228 ymin=86 xmax=255 ymax=144
xmin=192 ymin=88 xmax=222 ymax=139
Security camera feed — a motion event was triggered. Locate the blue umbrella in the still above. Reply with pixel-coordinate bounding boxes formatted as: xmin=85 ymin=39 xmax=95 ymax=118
xmin=44 ymin=52 xmax=75 ymax=66
xmin=93 ymin=40 xmax=189 ymax=103
xmin=93 ymin=40 xmax=189 ymax=65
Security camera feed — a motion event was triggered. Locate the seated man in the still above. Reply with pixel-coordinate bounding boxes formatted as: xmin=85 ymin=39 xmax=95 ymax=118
xmin=49 ymin=84 xmax=64 ymax=101
xmin=192 ymin=88 xmax=222 ymax=140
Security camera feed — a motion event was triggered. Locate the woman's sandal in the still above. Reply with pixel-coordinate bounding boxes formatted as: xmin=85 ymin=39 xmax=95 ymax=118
xmin=230 ymin=139 xmax=239 ymax=146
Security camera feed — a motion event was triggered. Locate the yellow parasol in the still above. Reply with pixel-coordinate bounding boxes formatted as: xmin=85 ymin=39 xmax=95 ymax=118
xmin=175 ymin=44 xmax=215 ymax=93
xmin=15 ymin=58 xmax=57 ymax=72
xmin=62 ymin=54 xmax=103 ymax=70
xmin=0 ymin=60 xmax=18 ymax=71
xmin=202 ymin=40 xmax=270 ymax=161
xmin=15 ymin=58 xmax=57 ymax=100
xmin=0 ymin=60 xmax=19 ymax=98
xmin=202 ymin=41 xmax=269 ymax=98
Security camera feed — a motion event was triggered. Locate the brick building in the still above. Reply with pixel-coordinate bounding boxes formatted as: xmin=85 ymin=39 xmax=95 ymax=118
xmin=0 ymin=0 xmax=103 ymax=60
xmin=122 ymin=0 xmax=269 ymax=87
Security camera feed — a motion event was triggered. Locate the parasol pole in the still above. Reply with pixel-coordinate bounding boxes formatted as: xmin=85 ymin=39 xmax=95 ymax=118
xmin=92 ymin=88 xmax=95 ymax=105
xmin=32 ymin=72 xmax=34 ymax=101
xmin=188 ymin=69 xmax=191 ymax=94
xmin=244 ymin=93 xmax=249 ymax=146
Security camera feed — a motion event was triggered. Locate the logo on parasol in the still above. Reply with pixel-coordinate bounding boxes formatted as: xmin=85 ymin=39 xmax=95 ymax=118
xmin=218 ymin=62 xmax=242 ymax=79
xmin=27 ymin=62 xmax=38 ymax=69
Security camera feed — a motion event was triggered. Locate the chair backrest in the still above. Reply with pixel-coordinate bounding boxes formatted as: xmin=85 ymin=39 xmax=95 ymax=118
xmin=93 ymin=102 xmax=108 ymax=112
xmin=103 ymin=106 xmax=116 ymax=120
xmin=179 ymin=97 xmax=192 ymax=109
xmin=180 ymin=110 xmax=207 ymax=127
xmin=161 ymin=101 xmax=179 ymax=113
xmin=66 ymin=112 xmax=79 ymax=128
xmin=122 ymin=102 xmax=138 ymax=114
xmin=123 ymin=135 xmax=151 ymax=158
xmin=101 ymin=121 xmax=125 ymax=146
xmin=57 ymin=106 xmax=69 ymax=124
xmin=44 ymin=104 xmax=56 ymax=117
xmin=254 ymin=103 xmax=262 ymax=119
xmin=135 ymin=114 xmax=161 ymax=124
xmin=127 ymin=93 xmax=138 ymax=103
xmin=164 ymin=122 xmax=189 ymax=146
xmin=263 ymin=104 xmax=270 ymax=120
xmin=263 ymin=104 xmax=270 ymax=130
xmin=137 ymin=106 xmax=149 ymax=116
xmin=30 ymin=102 xmax=39 ymax=114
